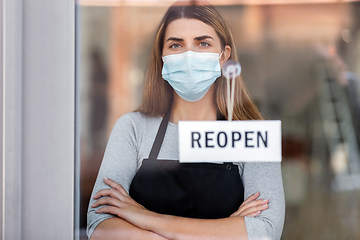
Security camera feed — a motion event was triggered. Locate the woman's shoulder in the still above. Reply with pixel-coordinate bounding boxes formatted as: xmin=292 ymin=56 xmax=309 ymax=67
xmin=120 ymin=111 xmax=161 ymax=123
xmin=113 ymin=111 xmax=162 ymax=132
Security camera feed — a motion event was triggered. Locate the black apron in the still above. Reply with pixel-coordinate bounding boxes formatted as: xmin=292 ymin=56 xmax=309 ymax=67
xmin=129 ymin=109 xmax=244 ymax=219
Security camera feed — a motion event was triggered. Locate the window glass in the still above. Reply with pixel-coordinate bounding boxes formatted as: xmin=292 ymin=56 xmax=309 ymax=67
xmin=78 ymin=1 xmax=360 ymax=239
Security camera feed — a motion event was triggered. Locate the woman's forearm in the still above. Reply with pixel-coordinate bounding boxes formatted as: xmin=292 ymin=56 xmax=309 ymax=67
xmin=90 ymin=217 xmax=169 ymax=240
xmin=144 ymin=214 xmax=248 ymax=240
xmin=92 ymin=178 xmax=251 ymax=240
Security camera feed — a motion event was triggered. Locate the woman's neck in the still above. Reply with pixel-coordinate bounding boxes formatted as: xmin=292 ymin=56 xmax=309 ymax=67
xmin=169 ymin=89 xmax=217 ymax=124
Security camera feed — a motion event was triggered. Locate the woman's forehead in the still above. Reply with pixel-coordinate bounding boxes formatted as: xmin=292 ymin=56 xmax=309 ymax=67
xmin=164 ymin=18 xmax=220 ymax=41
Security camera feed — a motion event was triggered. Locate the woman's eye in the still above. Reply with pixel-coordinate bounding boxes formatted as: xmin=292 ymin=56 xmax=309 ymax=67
xmin=170 ymin=43 xmax=181 ymax=49
xmin=199 ymin=42 xmax=210 ymax=47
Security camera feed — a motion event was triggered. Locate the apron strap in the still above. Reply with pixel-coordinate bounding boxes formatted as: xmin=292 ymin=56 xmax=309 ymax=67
xmin=148 ymin=108 xmax=171 ymax=160
xmin=148 ymin=108 xmax=224 ymax=160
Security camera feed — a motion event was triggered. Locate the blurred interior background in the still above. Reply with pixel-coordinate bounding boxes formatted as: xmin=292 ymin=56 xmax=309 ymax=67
xmin=78 ymin=0 xmax=360 ymax=239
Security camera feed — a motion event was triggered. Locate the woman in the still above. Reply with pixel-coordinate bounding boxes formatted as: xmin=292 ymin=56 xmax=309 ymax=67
xmin=87 ymin=3 xmax=285 ymax=240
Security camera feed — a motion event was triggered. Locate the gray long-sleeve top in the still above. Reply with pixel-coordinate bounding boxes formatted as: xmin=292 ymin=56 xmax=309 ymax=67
xmin=87 ymin=112 xmax=285 ymax=240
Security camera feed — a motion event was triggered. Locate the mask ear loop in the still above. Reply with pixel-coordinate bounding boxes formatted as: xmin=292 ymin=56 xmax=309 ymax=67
xmin=218 ymin=51 xmax=224 ymax=60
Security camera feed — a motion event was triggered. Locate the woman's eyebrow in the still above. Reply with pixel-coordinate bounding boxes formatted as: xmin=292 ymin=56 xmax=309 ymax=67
xmin=194 ymin=35 xmax=214 ymax=41
xmin=166 ymin=37 xmax=184 ymax=42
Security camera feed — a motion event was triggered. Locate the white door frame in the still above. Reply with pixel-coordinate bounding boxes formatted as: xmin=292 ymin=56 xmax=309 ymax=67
xmin=1 ymin=0 xmax=76 ymax=239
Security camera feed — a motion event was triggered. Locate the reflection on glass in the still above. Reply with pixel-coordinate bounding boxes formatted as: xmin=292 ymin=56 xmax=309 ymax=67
xmin=79 ymin=1 xmax=360 ymax=239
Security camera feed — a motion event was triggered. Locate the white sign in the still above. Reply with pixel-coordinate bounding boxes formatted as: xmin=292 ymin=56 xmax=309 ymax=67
xmin=178 ymin=120 xmax=281 ymax=163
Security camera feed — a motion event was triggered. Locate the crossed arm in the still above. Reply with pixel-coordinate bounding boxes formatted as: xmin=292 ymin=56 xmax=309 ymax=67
xmin=90 ymin=178 xmax=269 ymax=240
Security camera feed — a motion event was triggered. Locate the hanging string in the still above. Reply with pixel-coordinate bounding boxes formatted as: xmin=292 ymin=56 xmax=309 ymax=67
xmin=222 ymin=60 xmax=241 ymax=121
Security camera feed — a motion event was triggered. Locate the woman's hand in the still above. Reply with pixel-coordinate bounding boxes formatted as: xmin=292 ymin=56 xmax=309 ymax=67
xmin=230 ymin=192 xmax=269 ymax=218
xmin=91 ymin=177 xmax=156 ymax=230
xmin=91 ymin=178 xmax=257 ymax=240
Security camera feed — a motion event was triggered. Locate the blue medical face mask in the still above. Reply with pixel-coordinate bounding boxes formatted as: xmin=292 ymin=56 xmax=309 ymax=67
xmin=162 ymin=51 xmax=222 ymax=102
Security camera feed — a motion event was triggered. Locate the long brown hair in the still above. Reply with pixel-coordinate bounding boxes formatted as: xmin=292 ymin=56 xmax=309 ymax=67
xmin=136 ymin=3 xmax=263 ymax=120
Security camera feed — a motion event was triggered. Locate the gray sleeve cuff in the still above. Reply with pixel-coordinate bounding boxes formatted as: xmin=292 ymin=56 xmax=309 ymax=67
xmin=245 ymin=215 xmax=280 ymax=240
xmin=86 ymin=215 xmax=114 ymax=239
